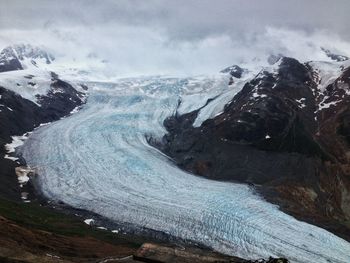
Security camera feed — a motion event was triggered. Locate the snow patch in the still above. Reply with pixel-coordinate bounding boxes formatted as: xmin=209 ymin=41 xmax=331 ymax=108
xmin=310 ymin=61 xmax=343 ymax=92
xmin=318 ymin=100 xmax=341 ymax=111
xmin=252 ymin=92 xmax=267 ymax=99
xmin=84 ymin=219 xmax=94 ymax=225
xmin=5 ymin=134 xmax=30 ymax=153
xmin=70 ymin=106 xmax=80 ymax=114
xmin=4 ymin=154 xmax=19 ymax=161
xmin=15 ymin=166 xmax=35 ymax=187
xmin=38 ymin=122 xmax=52 ymax=128
xmin=46 ymin=254 xmax=60 ymax=259
xmin=191 ymin=72 xmax=257 ymax=127
xmin=21 ymin=192 xmax=29 ymax=200
xmin=296 ymin=98 xmax=307 ymax=109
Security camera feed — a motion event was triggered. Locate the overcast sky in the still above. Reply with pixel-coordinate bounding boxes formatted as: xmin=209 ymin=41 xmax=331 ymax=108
xmin=1 ymin=0 xmax=350 ymax=76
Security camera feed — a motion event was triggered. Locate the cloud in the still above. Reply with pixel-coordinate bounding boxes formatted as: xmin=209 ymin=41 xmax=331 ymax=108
xmin=0 ymin=0 xmax=349 ymax=76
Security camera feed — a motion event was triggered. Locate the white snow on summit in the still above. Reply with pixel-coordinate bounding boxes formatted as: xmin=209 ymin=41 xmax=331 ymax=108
xmin=0 ymin=44 xmax=55 ymax=69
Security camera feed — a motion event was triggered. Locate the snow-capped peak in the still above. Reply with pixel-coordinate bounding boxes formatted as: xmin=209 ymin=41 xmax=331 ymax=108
xmin=7 ymin=44 xmax=54 ymax=64
xmin=0 ymin=44 xmax=55 ymax=73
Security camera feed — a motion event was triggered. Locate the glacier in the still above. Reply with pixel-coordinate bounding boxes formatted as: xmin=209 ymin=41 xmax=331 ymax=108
xmin=19 ymin=76 xmax=350 ymax=263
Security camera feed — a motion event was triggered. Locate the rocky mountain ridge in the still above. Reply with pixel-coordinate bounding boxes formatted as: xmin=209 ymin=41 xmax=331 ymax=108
xmin=156 ymin=54 xmax=350 ymax=240
xmin=0 ymin=44 xmax=87 ymax=200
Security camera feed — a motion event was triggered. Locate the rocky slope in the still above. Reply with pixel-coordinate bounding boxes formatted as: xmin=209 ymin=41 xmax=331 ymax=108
xmin=156 ymin=52 xmax=350 ymax=240
xmin=0 ymin=82 xmax=86 ymax=198
xmin=0 ymin=46 xmax=86 ymax=199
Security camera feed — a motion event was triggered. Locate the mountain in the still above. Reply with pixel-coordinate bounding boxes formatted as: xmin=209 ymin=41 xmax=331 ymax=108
xmin=0 ymin=44 xmax=87 ymax=199
xmin=0 ymin=44 xmax=54 ymax=73
xmin=155 ymin=56 xmax=350 ymax=240
xmin=322 ymin=47 xmax=349 ymax=62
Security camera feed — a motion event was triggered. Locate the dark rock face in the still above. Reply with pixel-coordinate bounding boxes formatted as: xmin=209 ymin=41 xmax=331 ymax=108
xmin=36 ymin=74 xmax=86 ymax=120
xmin=0 ymin=87 xmax=43 ymax=200
xmin=0 ymin=47 xmax=23 ymax=73
xmin=155 ymin=57 xmax=350 ymax=240
xmin=220 ymin=65 xmax=244 ymax=78
xmin=0 ymin=76 xmax=86 ymax=200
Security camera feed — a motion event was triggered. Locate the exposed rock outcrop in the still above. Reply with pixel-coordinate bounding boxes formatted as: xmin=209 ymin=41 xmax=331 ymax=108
xmin=0 ymin=47 xmax=23 ymax=73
